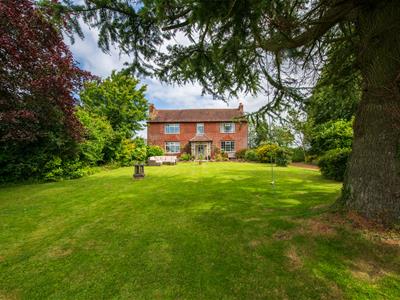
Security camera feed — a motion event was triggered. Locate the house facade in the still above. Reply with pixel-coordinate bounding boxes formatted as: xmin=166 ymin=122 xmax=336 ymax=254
xmin=147 ymin=104 xmax=248 ymax=159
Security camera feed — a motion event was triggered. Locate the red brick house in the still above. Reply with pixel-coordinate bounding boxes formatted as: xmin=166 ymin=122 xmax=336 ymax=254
xmin=147 ymin=104 xmax=248 ymax=159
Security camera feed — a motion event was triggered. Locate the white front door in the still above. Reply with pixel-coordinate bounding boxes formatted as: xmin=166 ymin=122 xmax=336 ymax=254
xmin=196 ymin=144 xmax=206 ymax=159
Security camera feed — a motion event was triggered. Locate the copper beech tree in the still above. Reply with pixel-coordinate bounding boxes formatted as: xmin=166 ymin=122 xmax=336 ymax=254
xmin=46 ymin=0 xmax=400 ymax=224
xmin=0 ymin=0 xmax=90 ymax=180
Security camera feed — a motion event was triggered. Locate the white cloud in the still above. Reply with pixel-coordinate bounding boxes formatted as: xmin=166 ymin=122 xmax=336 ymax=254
xmin=67 ymin=21 xmax=267 ymax=138
xmin=67 ymin=23 xmax=129 ymax=77
xmin=144 ymin=78 xmax=266 ymax=112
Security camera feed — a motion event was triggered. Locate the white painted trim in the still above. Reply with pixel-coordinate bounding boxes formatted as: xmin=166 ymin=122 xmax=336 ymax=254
xmin=164 ymin=123 xmax=180 ymax=134
xmin=220 ymin=122 xmax=235 ymax=133
xmin=165 ymin=141 xmax=180 ymax=153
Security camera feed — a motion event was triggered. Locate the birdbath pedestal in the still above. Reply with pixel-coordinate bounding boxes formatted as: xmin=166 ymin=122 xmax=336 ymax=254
xmin=133 ymin=163 xmax=145 ymax=179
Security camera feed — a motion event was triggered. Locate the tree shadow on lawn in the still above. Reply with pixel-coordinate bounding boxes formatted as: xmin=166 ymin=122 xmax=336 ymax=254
xmin=76 ymin=166 xmax=400 ymax=298
xmin=140 ymin=167 xmax=340 ymax=215
xmin=1 ymin=165 xmax=399 ymax=299
xmin=127 ymin=167 xmax=400 ymax=299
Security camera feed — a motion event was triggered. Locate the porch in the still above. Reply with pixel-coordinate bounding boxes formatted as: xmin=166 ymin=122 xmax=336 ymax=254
xmin=189 ymin=134 xmax=212 ymax=160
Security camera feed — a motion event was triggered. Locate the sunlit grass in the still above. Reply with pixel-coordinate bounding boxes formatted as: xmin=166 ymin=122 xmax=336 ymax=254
xmin=0 ymin=162 xmax=399 ymax=299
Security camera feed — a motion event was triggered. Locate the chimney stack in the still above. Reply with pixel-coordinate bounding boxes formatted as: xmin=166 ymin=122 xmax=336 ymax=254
xmin=238 ymin=102 xmax=244 ymax=113
xmin=149 ymin=103 xmax=156 ymax=116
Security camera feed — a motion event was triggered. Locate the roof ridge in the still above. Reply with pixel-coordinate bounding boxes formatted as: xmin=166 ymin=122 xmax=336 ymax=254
xmin=148 ymin=107 xmax=246 ymax=123
xmin=156 ymin=108 xmax=238 ymax=111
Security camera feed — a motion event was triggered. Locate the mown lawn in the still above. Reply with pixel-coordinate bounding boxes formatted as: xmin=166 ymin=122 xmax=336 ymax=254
xmin=0 ymin=162 xmax=399 ymax=299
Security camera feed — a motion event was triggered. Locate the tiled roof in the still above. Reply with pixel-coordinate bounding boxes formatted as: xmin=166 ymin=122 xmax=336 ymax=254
xmin=148 ymin=108 xmax=246 ymax=123
xmin=189 ymin=134 xmax=213 ymax=142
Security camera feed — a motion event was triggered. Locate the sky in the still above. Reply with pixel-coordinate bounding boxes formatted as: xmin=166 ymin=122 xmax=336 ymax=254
xmin=67 ymin=22 xmax=267 ymax=137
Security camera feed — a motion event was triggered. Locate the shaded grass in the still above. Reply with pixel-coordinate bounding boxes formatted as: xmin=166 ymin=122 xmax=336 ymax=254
xmin=0 ymin=162 xmax=399 ymax=299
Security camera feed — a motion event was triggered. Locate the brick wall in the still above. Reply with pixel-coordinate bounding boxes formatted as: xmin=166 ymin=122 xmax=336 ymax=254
xmin=147 ymin=121 xmax=248 ymax=157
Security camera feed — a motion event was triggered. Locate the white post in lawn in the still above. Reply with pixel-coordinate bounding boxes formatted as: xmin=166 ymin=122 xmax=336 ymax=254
xmin=271 ymin=155 xmax=275 ymax=186
xmin=267 ymin=115 xmax=275 ymax=187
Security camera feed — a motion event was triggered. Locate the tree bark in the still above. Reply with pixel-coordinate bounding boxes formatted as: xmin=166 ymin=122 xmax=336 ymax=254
xmin=340 ymin=0 xmax=400 ymax=225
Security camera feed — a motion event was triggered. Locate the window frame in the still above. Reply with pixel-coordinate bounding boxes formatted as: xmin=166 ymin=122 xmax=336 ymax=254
xmin=164 ymin=123 xmax=180 ymax=134
xmin=165 ymin=142 xmax=180 ymax=153
xmin=196 ymin=123 xmax=205 ymax=135
xmin=220 ymin=122 xmax=235 ymax=133
xmin=221 ymin=141 xmax=235 ymax=152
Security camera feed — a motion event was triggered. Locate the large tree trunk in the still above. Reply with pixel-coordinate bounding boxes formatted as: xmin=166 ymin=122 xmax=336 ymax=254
xmin=340 ymin=0 xmax=400 ymax=225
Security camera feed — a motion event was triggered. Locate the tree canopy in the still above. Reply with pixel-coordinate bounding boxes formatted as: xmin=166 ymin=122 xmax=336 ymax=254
xmin=79 ymin=71 xmax=148 ymax=138
xmin=46 ymin=0 xmax=364 ymax=115
xmin=0 ymin=0 xmax=90 ymax=144
xmin=0 ymin=0 xmax=90 ymax=181
xmin=306 ymin=42 xmax=361 ymax=125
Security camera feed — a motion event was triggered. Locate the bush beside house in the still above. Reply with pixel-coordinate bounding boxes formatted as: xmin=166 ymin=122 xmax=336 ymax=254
xmin=256 ymin=144 xmax=280 ymax=163
xmin=236 ymin=144 xmax=291 ymax=166
xmin=147 ymin=145 xmax=164 ymax=158
xmin=244 ymin=149 xmax=259 ymax=161
xmin=235 ymin=149 xmax=247 ymax=160
xmin=179 ymin=153 xmax=192 ymax=161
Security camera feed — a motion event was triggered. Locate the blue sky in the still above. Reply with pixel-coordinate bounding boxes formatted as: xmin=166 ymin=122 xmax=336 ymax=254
xmin=67 ymin=22 xmax=266 ymax=136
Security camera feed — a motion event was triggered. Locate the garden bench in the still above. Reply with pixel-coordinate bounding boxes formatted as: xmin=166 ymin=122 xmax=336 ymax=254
xmin=148 ymin=156 xmax=177 ymax=166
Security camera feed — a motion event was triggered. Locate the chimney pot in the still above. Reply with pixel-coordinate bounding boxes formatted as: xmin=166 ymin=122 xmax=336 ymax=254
xmin=149 ymin=103 xmax=155 ymax=114
xmin=238 ymin=102 xmax=244 ymax=112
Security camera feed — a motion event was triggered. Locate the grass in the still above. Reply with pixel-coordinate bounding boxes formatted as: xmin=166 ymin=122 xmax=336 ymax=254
xmin=0 ymin=162 xmax=399 ymax=299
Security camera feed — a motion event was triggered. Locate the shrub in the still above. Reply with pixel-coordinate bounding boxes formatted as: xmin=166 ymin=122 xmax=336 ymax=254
xmin=318 ymin=148 xmax=351 ymax=181
xmin=43 ymin=156 xmax=64 ymax=181
xmin=180 ymin=152 xmax=192 ymax=161
xmin=311 ymin=119 xmax=353 ymax=155
xmin=131 ymin=144 xmax=147 ymax=163
xmin=131 ymin=139 xmax=147 ymax=163
xmin=76 ymin=109 xmax=114 ymax=165
xmin=147 ymin=145 xmax=164 ymax=158
xmin=117 ymin=139 xmax=135 ymax=166
xmin=42 ymin=157 xmax=87 ymax=181
xmin=275 ymin=148 xmax=292 ymax=167
xmin=256 ymin=144 xmax=280 ymax=163
xmin=255 ymin=143 xmax=291 ymax=167
xmin=291 ymin=147 xmax=305 ymax=162
xmin=116 ymin=138 xmax=147 ymax=166
xmin=305 ymin=154 xmax=319 ymax=165
xmin=213 ymin=146 xmax=227 ymax=161
xmin=235 ymin=149 xmax=247 ymax=160
xmin=62 ymin=160 xmax=87 ymax=179
xmin=215 ymin=151 xmax=229 ymax=161
xmin=244 ymin=149 xmax=259 ymax=161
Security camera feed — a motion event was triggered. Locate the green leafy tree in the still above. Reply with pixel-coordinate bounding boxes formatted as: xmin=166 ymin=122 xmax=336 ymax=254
xmin=76 ymin=109 xmax=114 ymax=165
xmin=80 ymin=71 xmax=148 ymax=139
xmin=248 ymin=118 xmax=270 ymax=148
xmin=311 ymin=119 xmax=354 ymax=156
xmin=286 ymin=109 xmax=313 ymax=161
xmin=249 ymin=117 xmax=294 ymax=148
xmin=269 ymin=126 xmax=294 ymax=148
xmin=52 ymin=0 xmax=400 ymax=223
